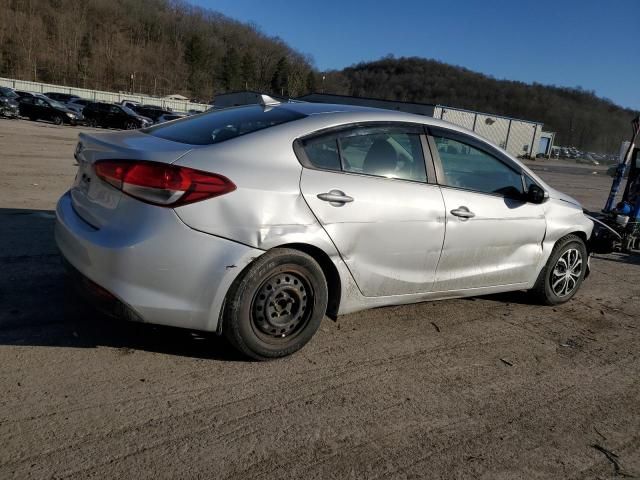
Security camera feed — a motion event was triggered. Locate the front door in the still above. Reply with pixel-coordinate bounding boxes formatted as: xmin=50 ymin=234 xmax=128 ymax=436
xmin=299 ymin=124 xmax=446 ymax=297
xmin=429 ymin=130 xmax=546 ymax=290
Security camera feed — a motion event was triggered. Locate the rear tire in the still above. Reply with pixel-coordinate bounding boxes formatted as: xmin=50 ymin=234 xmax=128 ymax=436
xmin=530 ymin=234 xmax=587 ymax=305
xmin=222 ymin=248 xmax=328 ymax=361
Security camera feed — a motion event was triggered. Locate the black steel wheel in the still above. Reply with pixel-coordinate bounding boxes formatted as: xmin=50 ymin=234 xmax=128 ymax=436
xmin=251 ymin=270 xmax=312 ymax=341
xmin=223 ymin=248 xmax=328 ymax=360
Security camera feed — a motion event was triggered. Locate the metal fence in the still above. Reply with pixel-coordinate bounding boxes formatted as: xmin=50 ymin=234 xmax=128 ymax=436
xmin=0 ymin=77 xmax=209 ymax=113
xmin=434 ymin=105 xmax=543 ymax=158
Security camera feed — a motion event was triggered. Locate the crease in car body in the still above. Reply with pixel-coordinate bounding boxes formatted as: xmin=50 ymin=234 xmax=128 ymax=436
xmin=295 ymin=169 xmax=368 ymax=298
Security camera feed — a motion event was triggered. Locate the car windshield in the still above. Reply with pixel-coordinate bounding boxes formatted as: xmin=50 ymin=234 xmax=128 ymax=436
xmin=48 ymin=99 xmax=67 ymax=109
xmin=121 ymin=105 xmax=137 ymax=115
xmin=143 ymin=105 xmax=306 ymax=145
xmin=0 ymin=87 xmax=18 ymax=98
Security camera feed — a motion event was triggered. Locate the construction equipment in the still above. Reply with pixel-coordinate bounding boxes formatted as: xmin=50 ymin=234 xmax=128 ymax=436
xmin=589 ymin=116 xmax=640 ymax=253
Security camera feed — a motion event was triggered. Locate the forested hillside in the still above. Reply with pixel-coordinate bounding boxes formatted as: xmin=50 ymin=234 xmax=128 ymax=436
xmin=322 ymin=57 xmax=637 ymax=152
xmin=0 ymin=0 xmax=314 ymax=100
xmin=0 ymin=2 xmax=636 ymax=151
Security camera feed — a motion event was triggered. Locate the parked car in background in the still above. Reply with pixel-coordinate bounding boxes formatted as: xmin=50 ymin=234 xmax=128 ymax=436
xmin=45 ymin=92 xmax=81 ymax=103
xmin=83 ymin=102 xmax=152 ymax=129
xmin=55 ymin=101 xmax=594 ymax=360
xmin=133 ymin=105 xmax=173 ymax=123
xmin=19 ymin=96 xmax=82 ymax=125
xmin=155 ymin=112 xmax=185 ymax=124
xmin=65 ymin=98 xmax=91 ymax=115
xmin=14 ymin=90 xmax=38 ymax=100
xmin=0 ymin=86 xmax=20 ymax=118
xmin=121 ymin=100 xmax=142 ymax=110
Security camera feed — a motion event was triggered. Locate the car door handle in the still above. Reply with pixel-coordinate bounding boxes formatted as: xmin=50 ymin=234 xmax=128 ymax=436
xmin=450 ymin=206 xmax=475 ymax=219
xmin=317 ymin=190 xmax=354 ymax=205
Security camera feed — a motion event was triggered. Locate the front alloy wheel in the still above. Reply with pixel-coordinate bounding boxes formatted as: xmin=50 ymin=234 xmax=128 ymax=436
xmin=531 ymin=234 xmax=587 ymax=305
xmin=550 ymin=248 xmax=582 ymax=297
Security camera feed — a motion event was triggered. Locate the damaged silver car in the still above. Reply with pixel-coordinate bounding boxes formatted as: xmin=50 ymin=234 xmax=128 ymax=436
xmin=55 ymin=98 xmax=593 ymax=360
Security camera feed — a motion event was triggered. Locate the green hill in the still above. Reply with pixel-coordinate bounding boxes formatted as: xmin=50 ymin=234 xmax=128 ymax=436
xmin=1 ymin=2 xmax=635 ymax=151
xmin=322 ymin=56 xmax=637 ymax=152
xmin=0 ymin=0 xmax=314 ymax=100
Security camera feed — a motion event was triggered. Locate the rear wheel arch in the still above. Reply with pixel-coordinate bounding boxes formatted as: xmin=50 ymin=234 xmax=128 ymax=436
xmin=276 ymin=243 xmax=341 ymax=320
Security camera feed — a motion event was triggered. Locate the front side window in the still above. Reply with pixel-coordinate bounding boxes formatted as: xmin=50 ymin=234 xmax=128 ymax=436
xmin=434 ymin=136 xmax=523 ymax=197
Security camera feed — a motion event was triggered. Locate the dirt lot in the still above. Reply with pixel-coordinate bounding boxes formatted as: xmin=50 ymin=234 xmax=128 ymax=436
xmin=1 ymin=118 xmax=639 ymax=479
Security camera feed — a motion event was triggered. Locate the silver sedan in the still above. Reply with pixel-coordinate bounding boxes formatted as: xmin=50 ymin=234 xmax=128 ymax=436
xmin=55 ymin=100 xmax=593 ymax=360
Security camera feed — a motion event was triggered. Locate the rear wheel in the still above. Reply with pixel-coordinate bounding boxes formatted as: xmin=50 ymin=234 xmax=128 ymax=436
xmin=531 ymin=234 xmax=587 ymax=305
xmin=222 ymin=248 xmax=328 ymax=360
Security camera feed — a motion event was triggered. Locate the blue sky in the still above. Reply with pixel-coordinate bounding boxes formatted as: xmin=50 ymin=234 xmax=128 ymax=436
xmin=191 ymin=0 xmax=640 ymax=110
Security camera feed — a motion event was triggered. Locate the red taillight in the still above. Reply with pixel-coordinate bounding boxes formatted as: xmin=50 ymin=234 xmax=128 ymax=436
xmin=94 ymin=160 xmax=236 ymax=207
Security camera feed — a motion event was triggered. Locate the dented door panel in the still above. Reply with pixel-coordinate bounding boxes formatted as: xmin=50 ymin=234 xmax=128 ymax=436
xmin=300 ymin=168 xmax=446 ymax=297
xmin=434 ymin=188 xmax=546 ymax=290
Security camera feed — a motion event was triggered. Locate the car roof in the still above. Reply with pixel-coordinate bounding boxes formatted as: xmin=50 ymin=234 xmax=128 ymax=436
xmin=280 ymin=101 xmax=480 ymax=136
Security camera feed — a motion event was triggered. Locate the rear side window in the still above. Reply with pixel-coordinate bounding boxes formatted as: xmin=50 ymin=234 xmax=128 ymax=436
xmin=339 ymin=130 xmax=426 ymax=182
xmin=300 ymin=136 xmax=341 ymax=171
xmin=301 ymin=125 xmax=428 ymax=182
xmin=144 ymin=105 xmax=306 ymax=145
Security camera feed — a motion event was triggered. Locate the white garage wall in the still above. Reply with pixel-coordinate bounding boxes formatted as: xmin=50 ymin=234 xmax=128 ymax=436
xmin=0 ymin=77 xmax=209 ymax=113
xmin=433 ymin=105 xmax=543 ymax=157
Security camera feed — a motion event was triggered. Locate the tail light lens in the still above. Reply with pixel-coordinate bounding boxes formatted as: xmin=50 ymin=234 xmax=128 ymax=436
xmin=94 ymin=160 xmax=235 ymax=207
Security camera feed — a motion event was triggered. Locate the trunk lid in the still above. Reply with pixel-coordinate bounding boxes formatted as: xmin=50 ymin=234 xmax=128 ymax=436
xmin=70 ymin=130 xmax=192 ymax=228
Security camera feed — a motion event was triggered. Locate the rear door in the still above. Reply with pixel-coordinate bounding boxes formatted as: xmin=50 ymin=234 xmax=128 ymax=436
xmin=299 ymin=124 xmax=446 ymax=297
xmin=428 ymin=127 xmax=546 ymax=290
xmin=105 ymin=105 xmax=122 ymax=128
xmin=34 ymin=98 xmax=52 ymax=120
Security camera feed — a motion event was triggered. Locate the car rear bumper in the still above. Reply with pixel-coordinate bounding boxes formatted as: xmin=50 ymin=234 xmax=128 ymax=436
xmin=55 ymin=191 xmax=264 ymax=332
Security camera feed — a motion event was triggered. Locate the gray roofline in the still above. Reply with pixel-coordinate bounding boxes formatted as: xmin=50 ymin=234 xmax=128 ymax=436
xmin=296 ymin=92 xmax=436 ymax=108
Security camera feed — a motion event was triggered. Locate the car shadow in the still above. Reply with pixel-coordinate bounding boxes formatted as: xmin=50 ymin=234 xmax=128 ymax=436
xmin=592 ymin=252 xmax=640 ymax=266
xmin=0 ymin=208 xmax=247 ymax=362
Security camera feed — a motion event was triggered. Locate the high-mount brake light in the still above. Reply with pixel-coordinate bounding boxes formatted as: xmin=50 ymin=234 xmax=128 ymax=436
xmin=94 ymin=160 xmax=236 ymax=207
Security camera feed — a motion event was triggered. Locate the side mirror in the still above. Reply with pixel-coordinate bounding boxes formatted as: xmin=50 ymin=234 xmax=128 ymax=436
xmin=527 ymin=184 xmax=546 ymax=204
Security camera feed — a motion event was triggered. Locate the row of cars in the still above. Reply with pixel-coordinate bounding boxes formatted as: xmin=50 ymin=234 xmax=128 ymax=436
xmin=0 ymin=87 xmax=190 ymax=129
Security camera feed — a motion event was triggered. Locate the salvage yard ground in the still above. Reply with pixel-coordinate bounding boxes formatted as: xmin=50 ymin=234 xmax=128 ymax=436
xmin=1 ymin=118 xmax=639 ymax=479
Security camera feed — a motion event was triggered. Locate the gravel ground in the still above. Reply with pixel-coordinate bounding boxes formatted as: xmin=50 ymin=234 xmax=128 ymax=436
xmin=1 ymin=118 xmax=639 ymax=479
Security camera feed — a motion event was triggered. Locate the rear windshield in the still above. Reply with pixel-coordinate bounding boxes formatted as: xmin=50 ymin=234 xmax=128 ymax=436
xmin=143 ymin=105 xmax=306 ymax=145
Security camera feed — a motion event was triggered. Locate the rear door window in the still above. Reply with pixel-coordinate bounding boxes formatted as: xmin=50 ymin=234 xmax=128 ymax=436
xmin=300 ymin=125 xmax=428 ymax=183
xmin=339 ymin=129 xmax=427 ymax=182
xmin=144 ymin=105 xmax=306 ymax=145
